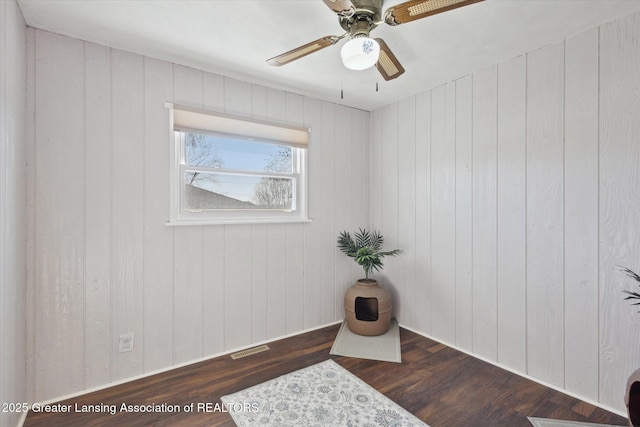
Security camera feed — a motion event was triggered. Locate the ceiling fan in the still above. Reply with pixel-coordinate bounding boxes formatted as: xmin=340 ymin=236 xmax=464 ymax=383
xmin=266 ymin=0 xmax=484 ymax=81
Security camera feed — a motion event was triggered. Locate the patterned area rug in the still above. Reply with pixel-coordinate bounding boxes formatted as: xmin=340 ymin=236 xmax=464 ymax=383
xmin=221 ymin=359 xmax=428 ymax=426
xmin=528 ymin=417 xmax=626 ymax=427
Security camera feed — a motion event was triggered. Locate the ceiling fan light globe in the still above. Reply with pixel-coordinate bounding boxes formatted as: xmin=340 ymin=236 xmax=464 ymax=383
xmin=340 ymin=37 xmax=380 ymax=70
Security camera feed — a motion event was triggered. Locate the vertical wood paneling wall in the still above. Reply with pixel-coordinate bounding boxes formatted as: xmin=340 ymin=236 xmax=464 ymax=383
xmin=23 ymin=7 xmax=640 ymax=415
xmin=26 ymin=30 xmax=369 ymax=403
xmin=599 ymin=12 xmax=640 ymax=410
xmin=371 ymin=13 xmax=640 ymax=413
xmin=0 ymin=1 xmax=27 ymax=427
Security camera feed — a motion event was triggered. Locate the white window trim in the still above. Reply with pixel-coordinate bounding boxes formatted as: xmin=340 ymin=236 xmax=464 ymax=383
xmin=166 ymin=103 xmax=310 ymax=226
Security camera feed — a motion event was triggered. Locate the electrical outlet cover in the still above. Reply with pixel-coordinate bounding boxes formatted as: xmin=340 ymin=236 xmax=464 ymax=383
xmin=119 ymin=333 xmax=134 ymax=352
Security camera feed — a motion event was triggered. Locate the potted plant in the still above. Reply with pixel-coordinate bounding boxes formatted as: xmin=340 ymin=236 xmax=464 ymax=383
xmin=337 ymin=228 xmax=402 ymax=281
xmin=621 ymin=266 xmax=640 ymax=427
xmin=337 ymin=228 xmax=401 ymax=336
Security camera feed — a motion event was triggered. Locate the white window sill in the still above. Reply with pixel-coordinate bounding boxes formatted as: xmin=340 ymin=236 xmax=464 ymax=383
xmin=166 ymin=218 xmax=312 ymax=226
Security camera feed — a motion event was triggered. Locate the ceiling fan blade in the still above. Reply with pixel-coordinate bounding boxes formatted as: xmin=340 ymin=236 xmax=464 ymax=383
xmin=322 ymin=0 xmax=356 ymax=17
xmin=384 ymin=0 xmax=484 ymax=26
xmin=267 ymin=36 xmax=341 ymax=66
xmin=374 ymin=39 xmax=405 ymax=81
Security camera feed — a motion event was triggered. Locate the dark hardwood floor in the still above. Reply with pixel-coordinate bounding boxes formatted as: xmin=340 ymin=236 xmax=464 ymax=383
xmin=24 ymin=324 xmax=629 ymax=426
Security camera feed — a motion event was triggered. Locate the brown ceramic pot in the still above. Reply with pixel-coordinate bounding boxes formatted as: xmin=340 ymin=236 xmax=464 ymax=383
xmin=627 ymin=368 xmax=640 ymax=426
xmin=344 ymin=279 xmax=392 ymax=336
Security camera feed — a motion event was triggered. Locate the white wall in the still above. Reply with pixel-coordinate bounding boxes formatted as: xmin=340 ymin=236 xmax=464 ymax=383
xmin=0 ymin=1 xmax=27 ymax=426
xmin=25 ymin=5 xmax=640 ymax=416
xmin=371 ymin=12 xmax=640 ymax=413
xmin=25 ymin=29 xmax=370 ymax=403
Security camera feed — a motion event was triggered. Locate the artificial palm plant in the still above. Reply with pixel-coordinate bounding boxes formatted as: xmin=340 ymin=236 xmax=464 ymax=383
xmin=621 ymin=266 xmax=640 ymax=313
xmin=337 ymin=228 xmax=401 ymax=281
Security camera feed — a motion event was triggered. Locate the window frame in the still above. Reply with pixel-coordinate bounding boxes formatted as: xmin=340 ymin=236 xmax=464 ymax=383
xmin=167 ymin=104 xmax=310 ymax=225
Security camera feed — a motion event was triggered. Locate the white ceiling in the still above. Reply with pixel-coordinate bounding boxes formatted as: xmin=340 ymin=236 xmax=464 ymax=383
xmin=17 ymin=0 xmax=640 ymax=111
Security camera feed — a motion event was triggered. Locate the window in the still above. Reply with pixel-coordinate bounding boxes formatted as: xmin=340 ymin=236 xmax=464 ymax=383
xmin=167 ymin=104 xmax=309 ymax=225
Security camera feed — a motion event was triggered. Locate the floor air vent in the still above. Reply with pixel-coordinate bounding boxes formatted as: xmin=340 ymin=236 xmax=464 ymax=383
xmin=230 ymin=345 xmax=270 ymax=360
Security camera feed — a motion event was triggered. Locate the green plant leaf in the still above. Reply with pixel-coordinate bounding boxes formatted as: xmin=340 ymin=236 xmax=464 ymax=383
xmin=620 ymin=266 xmax=640 ymax=313
xmin=337 ymin=231 xmax=358 ymax=258
xmin=337 ymin=228 xmax=402 ymax=279
xmin=620 ymin=266 xmax=640 ymax=284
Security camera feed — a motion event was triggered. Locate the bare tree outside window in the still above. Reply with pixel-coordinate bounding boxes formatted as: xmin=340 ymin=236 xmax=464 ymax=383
xmin=252 ymin=146 xmax=293 ymax=208
xmin=171 ymin=107 xmax=308 ymax=223
xmin=185 ymin=133 xmax=223 ymax=186
xmin=265 ymin=146 xmax=292 ymax=173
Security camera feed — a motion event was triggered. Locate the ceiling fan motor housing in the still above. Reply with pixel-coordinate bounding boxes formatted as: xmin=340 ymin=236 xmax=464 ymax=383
xmin=339 ymin=0 xmax=383 ymax=37
xmin=350 ymin=18 xmax=375 ymax=38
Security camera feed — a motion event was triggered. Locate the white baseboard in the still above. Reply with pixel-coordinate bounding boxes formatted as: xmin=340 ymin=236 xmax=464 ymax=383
xmin=16 ymin=411 xmax=28 ymax=427
xmin=398 ymin=323 xmax=628 ymax=419
xmin=23 ymin=320 xmax=343 ymax=417
xmin=20 ymin=320 xmax=624 ymax=426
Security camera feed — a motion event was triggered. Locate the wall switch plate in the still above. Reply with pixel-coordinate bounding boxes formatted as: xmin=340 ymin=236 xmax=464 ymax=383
xmin=119 ymin=333 xmax=135 ymax=352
